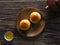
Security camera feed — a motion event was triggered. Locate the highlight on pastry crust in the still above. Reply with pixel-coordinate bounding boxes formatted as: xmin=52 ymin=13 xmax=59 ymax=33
xmin=30 ymin=12 xmax=41 ymax=24
xmin=19 ymin=19 xmax=31 ymax=31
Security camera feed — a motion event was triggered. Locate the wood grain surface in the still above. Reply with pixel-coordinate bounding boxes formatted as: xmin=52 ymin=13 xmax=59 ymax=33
xmin=0 ymin=1 xmax=60 ymax=45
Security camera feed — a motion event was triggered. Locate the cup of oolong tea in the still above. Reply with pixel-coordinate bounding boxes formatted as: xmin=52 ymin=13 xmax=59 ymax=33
xmin=4 ymin=31 xmax=14 ymax=41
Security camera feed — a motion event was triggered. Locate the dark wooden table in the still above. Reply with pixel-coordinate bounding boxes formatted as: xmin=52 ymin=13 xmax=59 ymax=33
xmin=0 ymin=1 xmax=60 ymax=45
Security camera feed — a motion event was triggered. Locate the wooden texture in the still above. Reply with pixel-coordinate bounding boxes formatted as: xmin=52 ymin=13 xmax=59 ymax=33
xmin=0 ymin=1 xmax=60 ymax=45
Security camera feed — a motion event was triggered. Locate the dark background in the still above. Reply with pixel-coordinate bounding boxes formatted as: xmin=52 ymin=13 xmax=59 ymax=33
xmin=0 ymin=0 xmax=60 ymax=45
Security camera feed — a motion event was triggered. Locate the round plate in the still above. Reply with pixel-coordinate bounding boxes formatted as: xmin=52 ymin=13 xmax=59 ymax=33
xmin=16 ymin=7 xmax=45 ymax=37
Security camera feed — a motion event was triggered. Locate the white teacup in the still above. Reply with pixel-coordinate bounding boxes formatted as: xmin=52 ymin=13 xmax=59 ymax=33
xmin=4 ymin=31 xmax=14 ymax=41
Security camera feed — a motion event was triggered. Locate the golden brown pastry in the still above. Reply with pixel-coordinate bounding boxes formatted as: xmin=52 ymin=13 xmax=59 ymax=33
xmin=30 ymin=12 xmax=41 ymax=24
xmin=19 ymin=19 xmax=31 ymax=31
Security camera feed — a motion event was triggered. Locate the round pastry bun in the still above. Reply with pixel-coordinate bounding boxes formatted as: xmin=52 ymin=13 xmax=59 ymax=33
xmin=19 ymin=19 xmax=31 ymax=31
xmin=30 ymin=12 xmax=41 ymax=24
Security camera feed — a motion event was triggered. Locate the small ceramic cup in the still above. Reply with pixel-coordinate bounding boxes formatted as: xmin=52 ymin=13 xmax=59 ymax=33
xmin=4 ymin=31 xmax=14 ymax=41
